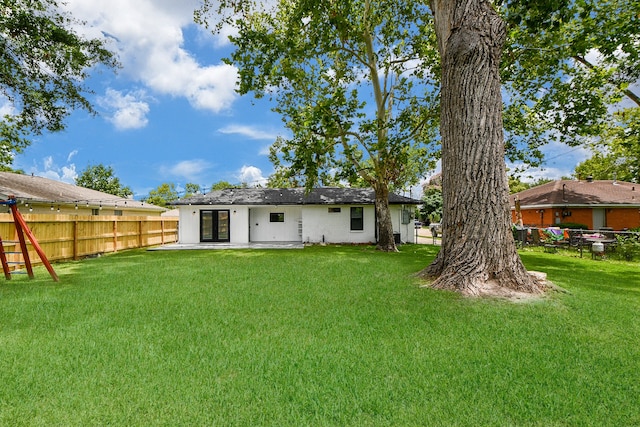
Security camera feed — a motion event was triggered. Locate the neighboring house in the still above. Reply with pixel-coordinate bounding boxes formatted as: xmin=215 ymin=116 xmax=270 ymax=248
xmin=510 ymin=179 xmax=640 ymax=230
xmin=0 ymin=172 xmax=166 ymax=216
xmin=161 ymin=208 xmax=180 ymax=217
xmin=173 ymin=187 xmax=422 ymax=245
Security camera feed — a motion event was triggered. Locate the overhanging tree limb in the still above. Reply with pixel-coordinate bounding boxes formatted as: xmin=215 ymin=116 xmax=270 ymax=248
xmin=1 ymin=0 xmax=118 ymax=166
xmin=573 ymin=55 xmax=640 ymax=107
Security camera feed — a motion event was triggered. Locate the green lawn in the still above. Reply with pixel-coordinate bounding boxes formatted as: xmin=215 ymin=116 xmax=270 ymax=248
xmin=1 ymin=245 xmax=638 ymax=426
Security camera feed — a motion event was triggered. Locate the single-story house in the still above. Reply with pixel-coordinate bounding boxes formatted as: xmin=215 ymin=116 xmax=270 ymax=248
xmin=173 ymin=187 xmax=422 ymax=245
xmin=0 ymin=171 xmax=166 ymax=216
xmin=510 ymin=179 xmax=640 ymax=230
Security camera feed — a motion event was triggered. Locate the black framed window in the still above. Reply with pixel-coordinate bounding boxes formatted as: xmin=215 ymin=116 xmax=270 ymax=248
xmin=328 ymin=207 xmax=341 ymax=213
xmin=270 ymin=212 xmax=285 ymax=222
xmin=350 ymin=207 xmax=364 ymax=231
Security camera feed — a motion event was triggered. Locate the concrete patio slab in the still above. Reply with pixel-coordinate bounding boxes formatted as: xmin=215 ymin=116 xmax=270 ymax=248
xmin=149 ymin=242 xmax=304 ymax=250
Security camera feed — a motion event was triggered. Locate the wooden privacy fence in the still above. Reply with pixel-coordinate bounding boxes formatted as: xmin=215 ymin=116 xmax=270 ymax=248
xmin=0 ymin=213 xmax=178 ymax=266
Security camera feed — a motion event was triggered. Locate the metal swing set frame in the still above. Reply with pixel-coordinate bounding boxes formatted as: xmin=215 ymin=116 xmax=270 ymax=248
xmin=0 ymin=196 xmax=59 ymax=282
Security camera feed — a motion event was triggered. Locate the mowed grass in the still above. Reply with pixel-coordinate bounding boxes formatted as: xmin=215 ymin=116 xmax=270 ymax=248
xmin=0 ymin=245 xmax=638 ymax=426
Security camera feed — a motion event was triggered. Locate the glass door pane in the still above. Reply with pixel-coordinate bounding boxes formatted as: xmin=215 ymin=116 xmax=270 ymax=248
xmin=201 ymin=211 xmax=213 ymax=241
xmin=217 ymin=211 xmax=229 ymax=241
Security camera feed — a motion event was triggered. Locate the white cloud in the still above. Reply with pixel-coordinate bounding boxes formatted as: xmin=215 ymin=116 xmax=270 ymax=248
xmin=258 ymin=145 xmax=272 ymax=156
xmin=508 ymin=148 xmax=590 ymax=183
xmin=43 ymin=156 xmax=54 ymax=171
xmin=141 ymin=45 xmax=237 ymax=112
xmin=60 ymin=165 xmax=78 ymax=182
xmin=63 ymin=0 xmax=238 ymax=115
xmin=509 ymin=165 xmax=573 ymax=183
xmin=238 ymin=165 xmax=267 ymax=186
xmin=0 ymin=98 xmax=15 ymax=117
xmin=212 ymin=24 xmax=239 ymax=48
xmin=67 ymin=150 xmax=79 ymax=162
xmin=505 ymin=136 xmax=592 ymax=183
xmin=218 ymin=125 xmax=280 ymax=140
xmin=98 ymin=89 xmax=150 ymax=130
xmin=31 ymin=155 xmax=78 ymax=184
xmin=163 ymin=159 xmax=212 ymax=181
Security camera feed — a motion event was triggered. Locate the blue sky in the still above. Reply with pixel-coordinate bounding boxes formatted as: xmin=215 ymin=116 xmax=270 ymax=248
xmin=9 ymin=0 xmax=595 ymax=199
xmin=10 ymin=0 xmax=285 ymax=199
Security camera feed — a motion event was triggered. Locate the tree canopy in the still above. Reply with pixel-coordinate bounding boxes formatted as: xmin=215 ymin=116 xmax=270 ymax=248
xmin=210 ymin=181 xmax=248 ymax=190
xmin=500 ymin=0 xmax=640 ymax=166
xmin=197 ymin=0 xmax=440 ymax=251
xmin=145 ymin=183 xmax=179 ymax=207
xmin=0 ymin=0 xmax=118 ymax=166
xmin=507 ymin=174 xmax=555 ymax=194
xmin=573 ymin=107 xmax=640 ymax=182
xmin=75 ymin=164 xmax=133 ymax=198
xmin=184 ymin=183 xmax=202 ymax=197
xmin=197 ymin=0 xmax=640 ymax=185
xmin=419 ymin=186 xmax=442 ymax=223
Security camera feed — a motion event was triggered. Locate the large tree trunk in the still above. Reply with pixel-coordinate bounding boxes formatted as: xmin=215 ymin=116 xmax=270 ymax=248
xmin=374 ymin=184 xmax=398 ymax=252
xmin=421 ymin=0 xmax=544 ymax=295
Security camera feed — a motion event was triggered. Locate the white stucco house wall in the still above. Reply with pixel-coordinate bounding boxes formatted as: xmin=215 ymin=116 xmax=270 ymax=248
xmin=173 ymin=187 xmax=421 ymax=245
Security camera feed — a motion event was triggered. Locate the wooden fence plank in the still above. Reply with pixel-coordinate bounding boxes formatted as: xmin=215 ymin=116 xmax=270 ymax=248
xmin=0 ymin=214 xmax=178 ymax=269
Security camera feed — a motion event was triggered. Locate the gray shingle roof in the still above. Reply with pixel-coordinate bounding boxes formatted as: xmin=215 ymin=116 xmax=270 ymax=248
xmin=173 ymin=187 xmax=421 ymax=206
xmin=0 ymin=171 xmax=164 ymax=211
xmin=510 ymin=179 xmax=640 ymax=207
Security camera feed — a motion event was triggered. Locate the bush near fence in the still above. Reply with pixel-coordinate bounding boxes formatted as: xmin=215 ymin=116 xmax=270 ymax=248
xmin=0 ymin=213 xmax=178 ymax=268
xmin=513 ymin=226 xmax=640 ymax=260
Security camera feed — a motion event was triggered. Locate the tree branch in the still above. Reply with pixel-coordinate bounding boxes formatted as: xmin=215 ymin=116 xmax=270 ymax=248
xmin=573 ymin=55 xmax=640 ymax=107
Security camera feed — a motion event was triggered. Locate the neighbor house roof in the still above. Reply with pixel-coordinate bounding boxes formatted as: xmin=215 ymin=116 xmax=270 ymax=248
xmin=173 ymin=187 xmax=422 ymax=206
xmin=510 ymin=179 xmax=640 ymax=208
xmin=0 ymin=171 xmax=164 ymax=211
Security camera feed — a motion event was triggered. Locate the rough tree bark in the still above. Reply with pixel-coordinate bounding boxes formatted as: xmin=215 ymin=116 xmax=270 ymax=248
xmin=421 ymin=0 xmax=545 ymax=295
xmin=374 ymin=184 xmax=397 ymax=252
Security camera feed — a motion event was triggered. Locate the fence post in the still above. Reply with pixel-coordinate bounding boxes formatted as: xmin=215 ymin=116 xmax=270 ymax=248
xmin=113 ymin=218 xmax=118 ymax=252
xmin=73 ymin=218 xmax=79 ymax=260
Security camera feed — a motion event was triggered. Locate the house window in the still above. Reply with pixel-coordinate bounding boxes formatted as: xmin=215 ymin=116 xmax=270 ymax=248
xmin=114 ymin=210 xmax=123 ymax=216
xmin=270 ymin=212 xmax=285 ymax=222
xmin=350 ymin=207 xmax=364 ymax=231
xmin=92 ymin=208 xmax=100 ymax=216
xmin=401 ymin=210 xmax=411 ymax=224
xmin=328 ymin=207 xmax=341 ymax=213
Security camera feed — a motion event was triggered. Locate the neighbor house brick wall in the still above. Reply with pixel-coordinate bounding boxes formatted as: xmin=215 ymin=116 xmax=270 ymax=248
xmin=558 ymin=208 xmax=593 ymax=228
xmin=511 ymin=208 xmax=591 ymax=228
xmin=512 ymin=207 xmax=640 ymax=230
xmin=606 ymin=208 xmax=640 ymax=230
xmin=512 ymin=209 xmax=546 ymax=227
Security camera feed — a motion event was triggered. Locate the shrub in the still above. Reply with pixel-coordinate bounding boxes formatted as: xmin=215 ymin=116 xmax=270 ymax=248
xmin=613 ymin=235 xmax=640 ymax=261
